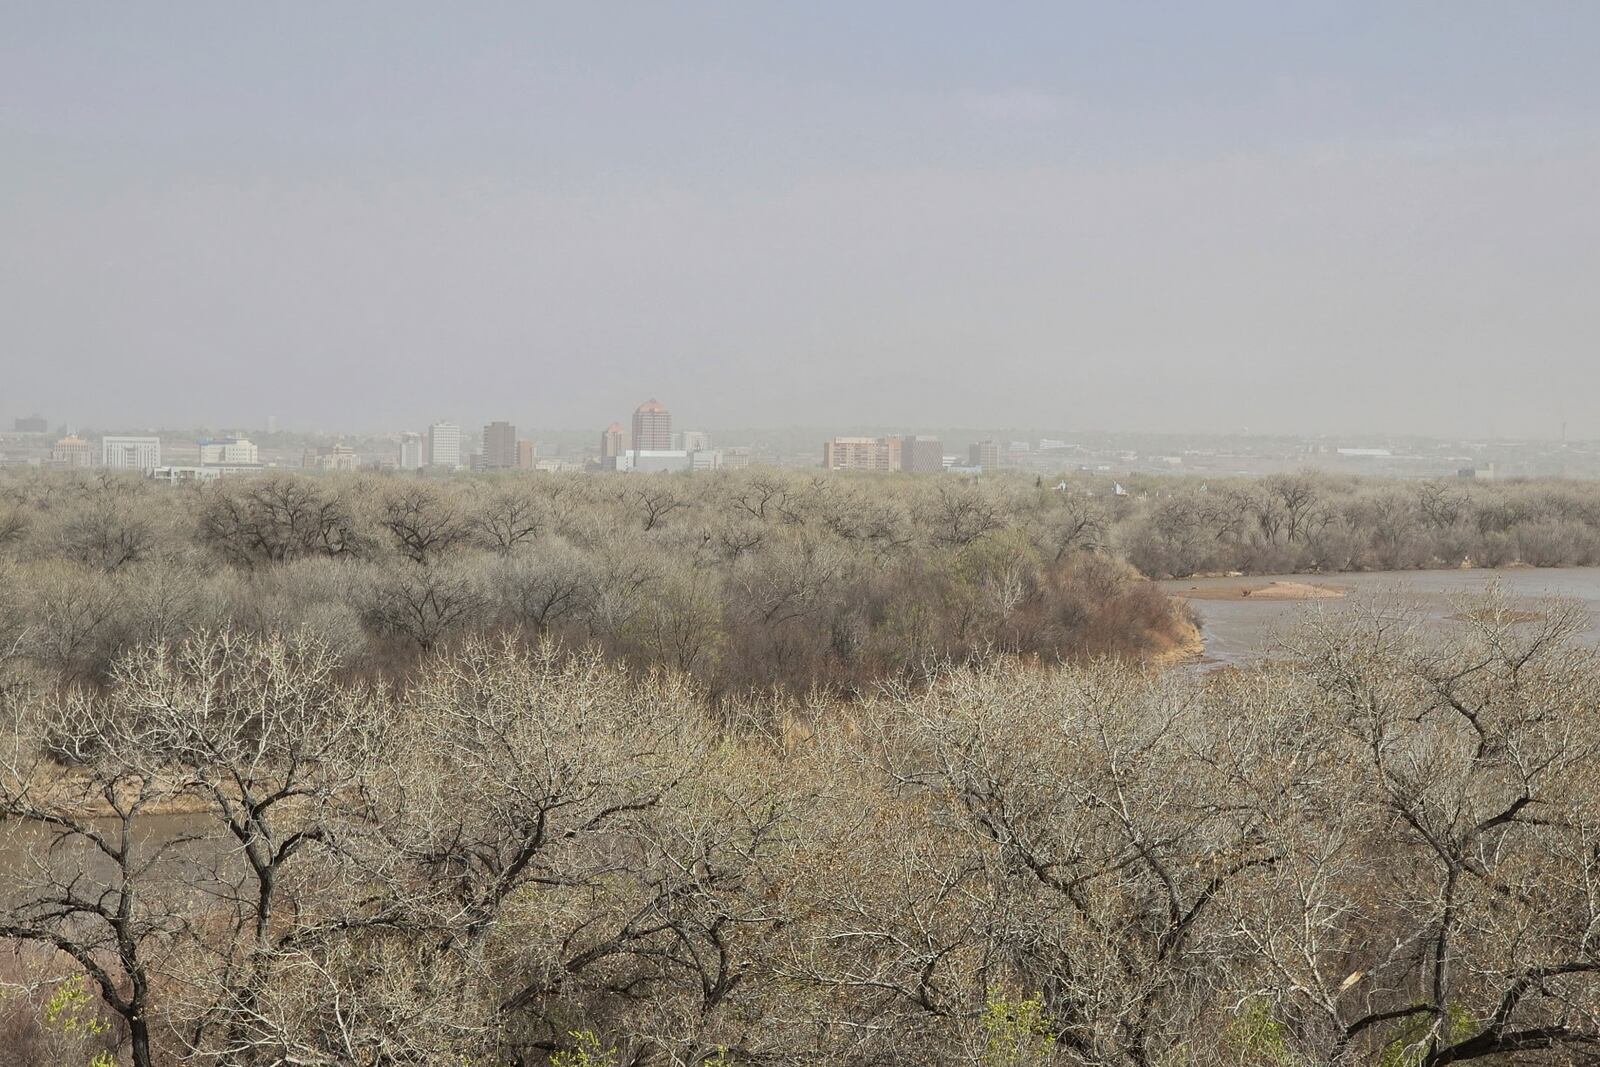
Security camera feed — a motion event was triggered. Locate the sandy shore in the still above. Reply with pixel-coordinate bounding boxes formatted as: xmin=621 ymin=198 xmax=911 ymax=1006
xmin=1149 ymin=617 xmax=1206 ymax=665
xmin=1172 ymin=580 xmax=1349 ymax=602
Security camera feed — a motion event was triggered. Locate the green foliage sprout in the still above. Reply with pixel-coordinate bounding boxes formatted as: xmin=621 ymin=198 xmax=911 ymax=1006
xmin=551 ymin=1029 xmax=620 ymax=1067
xmin=981 ymin=992 xmax=1056 ymax=1067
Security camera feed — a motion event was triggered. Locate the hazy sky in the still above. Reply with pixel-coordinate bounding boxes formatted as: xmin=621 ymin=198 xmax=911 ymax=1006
xmin=3 ymin=3 xmax=1597 ymax=436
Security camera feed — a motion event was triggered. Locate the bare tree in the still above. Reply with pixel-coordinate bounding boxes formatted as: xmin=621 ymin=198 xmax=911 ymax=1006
xmin=359 ymin=558 xmax=487 ymax=652
xmin=377 ymin=483 xmax=469 ymax=565
xmin=468 ymin=484 xmax=548 ymax=555
xmin=198 ymin=477 xmax=367 ymax=569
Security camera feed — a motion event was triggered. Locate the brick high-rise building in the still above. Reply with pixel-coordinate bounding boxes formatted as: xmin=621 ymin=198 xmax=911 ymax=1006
xmin=823 ymin=436 xmax=902 ymax=472
xmin=600 ymin=422 xmax=624 ymax=466
xmin=481 ymin=421 xmax=518 ymax=470
xmin=901 ymin=435 xmax=945 ymax=474
xmin=631 ymin=399 xmax=672 ymax=455
xmin=517 ymin=440 xmax=535 ymax=469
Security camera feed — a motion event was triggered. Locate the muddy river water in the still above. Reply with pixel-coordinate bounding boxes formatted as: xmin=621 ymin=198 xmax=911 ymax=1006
xmin=1159 ymin=567 xmax=1600 ymax=666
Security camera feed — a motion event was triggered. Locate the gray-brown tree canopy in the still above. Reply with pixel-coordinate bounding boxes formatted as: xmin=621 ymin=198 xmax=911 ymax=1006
xmin=4 ymin=468 xmax=1600 ymax=1064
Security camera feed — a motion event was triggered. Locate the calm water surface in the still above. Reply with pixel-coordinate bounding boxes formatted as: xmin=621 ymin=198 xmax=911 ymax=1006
xmin=1159 ymin=567 xmax=1600 ymax=666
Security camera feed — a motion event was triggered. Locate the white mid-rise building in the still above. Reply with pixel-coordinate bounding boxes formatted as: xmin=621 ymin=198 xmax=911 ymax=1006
xmin=427 ymin=422 xmax=463 ymax=469
xmin=199 ymin=438 xmax=259 ymax=465
xmin=101 ymin=435 xmax=162 ymax=471
xmin=398 ymin=432 xmax=425 ymax=470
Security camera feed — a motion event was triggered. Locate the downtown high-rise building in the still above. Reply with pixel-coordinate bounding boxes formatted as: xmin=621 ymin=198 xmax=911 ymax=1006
xmin=823 ymin=436 xmax=902 ymax=472
xmin=968 ymin=439 xmax=1001 ymax=471
xmin=398 ymin=432 xmax=425 ymax=470
xmin=631 ymin=399 xmax=672 ymax=454
xmin=481 ymin=421 xmax=517 ymax=470
xmin=600 ymin=422 xmax=624 ymax=468
xmin=427 ymin=421 xmax=463 ymax=469
xmin=900 ymin=435 xmax=945 ymax=474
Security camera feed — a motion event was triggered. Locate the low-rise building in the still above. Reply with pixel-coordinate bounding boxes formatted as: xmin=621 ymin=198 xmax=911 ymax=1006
xmin=150 ymin=464 xmax=262 ymax=484
xmin=199 ymin=437 xmax=259 ymax=465
xmin=50 ymin=435 xmax=93 ymax=468
xmin=303 ymin=443 xmax=358 ymax=471
xmin=102 ymin=435 xmax=162 ymax=471
xmin=619 ymin=449 xmax=693 ymax=473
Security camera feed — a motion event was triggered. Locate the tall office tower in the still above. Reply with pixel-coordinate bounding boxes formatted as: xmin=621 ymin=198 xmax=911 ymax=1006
xmin=14 ymin=415 xmax=48 ymax=434
xmin=681 ymin=430 xmax=711 ymax=452
xmin=901 ymin=435 xmax=945 ymax=474
xmin=631 ymin=399 xmax=672 ymax=453
xmin=50 ymin=435 xmax=93 ymax=468
xmin=481 ymin=421 xmax=518 ymax=470
xmin=822 ymin=436 xmax=902 ymax=472
xmin=600 ymin=422 xmax=625 ymax=466
xmin=398 ymin=432 xmax=425 ymax=470
xmin=427 ymin=421 xmax=463 ymax=469
xmin=101 ymin=435 xmax=162 ymax=471
xmin=968 ymin=439 xmax=1001 ymax=471
xmin=517 ymin=439 xmax=535 ymax=469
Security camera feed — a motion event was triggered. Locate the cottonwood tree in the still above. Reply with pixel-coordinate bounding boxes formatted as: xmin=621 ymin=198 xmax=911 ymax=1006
xmin=492 ymin=538 xmax=598 ymax=635
xmin=0 ymin=674 xmax=200 ymax=1067
xmin=358 ymin=557 xmax=487 ymax=652
xmin=377 ymin=483 xmax=469 ymax=565
xmin=1244 ymin=592 xmax=1600 ymax=1066
xmin=469 ymin=484 xmax=549 ymax=555
xmin=198 ymin=476 xmax=367 ymax=568
xmin=867 ymin=662 xmax=1277 ymax=1067
xmin=369 ymin=639 xmax=729 ymax=1055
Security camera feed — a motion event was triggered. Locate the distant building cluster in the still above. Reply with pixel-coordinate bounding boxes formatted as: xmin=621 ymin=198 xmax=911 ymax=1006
xmin=821 ymin=434 xmax=961 ymax=473
xmin=594 ymin=399 xmax=722 ymax=473
xmin=9 ymin=407 xmax=1594 ymax=482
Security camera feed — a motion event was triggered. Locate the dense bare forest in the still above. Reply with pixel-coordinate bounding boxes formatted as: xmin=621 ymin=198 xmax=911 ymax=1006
xmin=4 ymin=469 xmax=1600 ymax=1065
xmin=5 ymin=467 xmax=1600 ymax=689
xmin=0 ymin=468 xmax=1199 ymax=695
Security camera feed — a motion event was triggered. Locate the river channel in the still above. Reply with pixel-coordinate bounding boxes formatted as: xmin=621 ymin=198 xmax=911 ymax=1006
xmin=1159 ymin=567 xmax=1600 ymax=666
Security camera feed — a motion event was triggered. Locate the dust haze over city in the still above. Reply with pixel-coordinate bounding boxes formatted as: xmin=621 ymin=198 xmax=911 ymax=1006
xmin=14 ymin=8 xmax=1600 ymax=1067
xmin=4 ymin=3 xmax=1598 ymax=445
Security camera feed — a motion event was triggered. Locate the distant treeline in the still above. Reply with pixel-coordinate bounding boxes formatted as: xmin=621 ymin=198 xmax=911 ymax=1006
xmin=0 ymin=468 xmax=1191 ymax=695
xmin=1112 ymin=470 xmax=1600 ymax=576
